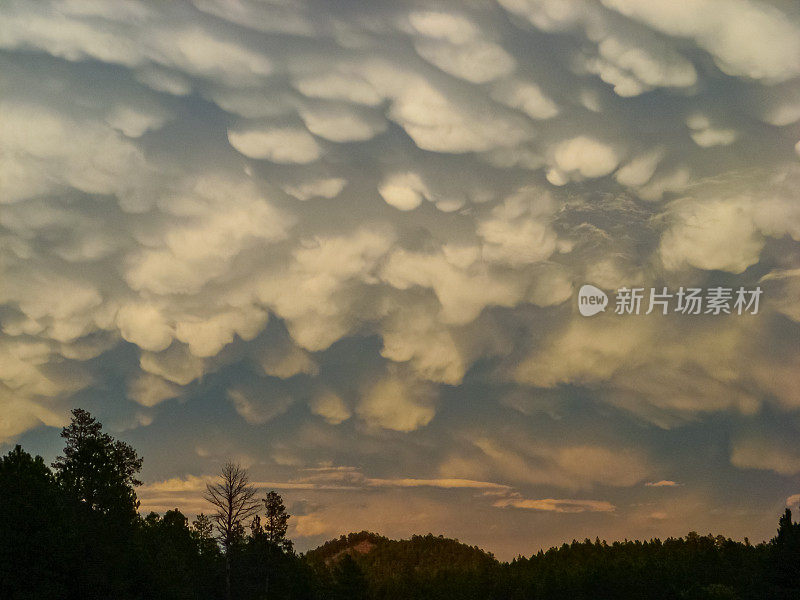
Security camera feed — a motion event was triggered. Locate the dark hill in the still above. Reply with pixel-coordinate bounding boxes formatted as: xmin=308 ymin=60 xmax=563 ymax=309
xmin=305 ymin=531 xmax=499 ymax=597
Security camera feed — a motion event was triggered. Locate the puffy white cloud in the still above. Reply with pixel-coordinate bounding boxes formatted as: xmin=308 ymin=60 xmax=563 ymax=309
xmin=381 ymin=249 xmax=527 ymax=324
xmin=552 ymin=136 xmax=621 ymax=179
xmin=731 ymin=437 xmax=800 ymax=476
xmin=104 ymin=104 xmax=172 ymax=137
xmin=477 ymin=187 xmax=559 ymax=266
xmin=0 ymin=101 xmax=146 ymax=203
xmin=0 ymin=396 xmax=66 ymax=443
xmin=0 ymin=1 xmax=145 ymax=66
xmin=292 ymin=69 xmax=383 ymax=106
xmin=405 ymin=10 xmax=478 ymax=44
xmin=594 ymin=33 xmax=697 ymax=93
xmin=686 ymin=114 xmax=739 ymax=148
xmin=491 ymin=79 xmax=559 ymax=120
xmin=615 ymin=148 xmax=663 ymax=187
xmin=310 ymin=391 xmax=351 ymax=425
xmin=127 ymin=175 xmax=293 ymax=294
xmin=227 ymin=126 xmax=322 ymax=163
xmin=0 ymin=1 xmax=276 ymax=88
xmin=151 ymin=27 xmax=273 ymax=85
xmin=515 ymin=318 xmax=652 ymax=388
xmin=127 ymin=373 xmax=180 ymax=407
xmin=660 ymin=196 xmax=763 ymax=273
xmin=378 ymin=172 xmax=429 ymax=211
xmin=282 ymin=177 xmax=347 ymax=201
xmin=228 ymin=381 xmax=295 ymax=425
xmin=175 ymin=307 xmax=267 ymax=358
xmin=602 ymin=0 xmax=800 ymax=82
xmin=388 ymin=79 xmax=532 ymax=153
xmin=497 ymin=0 xmax=595 ymax=33
xmin=256 ymin=227 xmax=396 ymax=350
xmin=140 ymin=344 xmax=204 ymax=386
xmin=414 ymin=39 xmax=516 ymax=84
xmin=116 ymin=303 xmax=173 ymax=352
xmin=357 ymin=375 xmax=436 ymax=432
xmin=753 ymin=83 xmax=800 ymax=127
xmin=378 ymin=302 xmax=468 ymax=384
xmin=299 ymin=105 xmax=386 ymax=143
xmin=259 ymin=341 xmax=318 ymax=379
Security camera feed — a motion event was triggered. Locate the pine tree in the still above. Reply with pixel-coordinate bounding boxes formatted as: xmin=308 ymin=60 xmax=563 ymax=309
xmin=52 ymin=408 xmax=142 ymax=520
xmin=263 ymin=490 xmax=293 ymax=552
xmin=192 ymin=513 xmax=218 ymax=555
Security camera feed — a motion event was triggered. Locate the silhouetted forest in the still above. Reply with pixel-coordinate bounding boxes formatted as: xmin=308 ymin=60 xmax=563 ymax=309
xmin=1 ymin=409 xmax=799 ymax=599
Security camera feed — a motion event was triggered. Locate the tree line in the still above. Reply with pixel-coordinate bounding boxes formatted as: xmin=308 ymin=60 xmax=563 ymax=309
xmin=1 ymin=408 xmax=798 ymax=599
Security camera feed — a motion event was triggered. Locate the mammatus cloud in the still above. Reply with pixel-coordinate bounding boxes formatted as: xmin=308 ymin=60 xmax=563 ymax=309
xmin=730 ymin=438 xmax=800 ymax=476
xmin=2 ymin=0 xmax=800 ymax=557
xmin=357 ymin=376 xmax=436 ymax=433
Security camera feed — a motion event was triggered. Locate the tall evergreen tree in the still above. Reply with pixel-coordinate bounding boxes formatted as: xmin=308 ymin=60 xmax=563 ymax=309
xmin=770 ymin=508 xmax=800 ymax=599
xmin=0 ymin=446 xmax=71 ymax=599
xmin=332 ymin=554 xmax=369 ymax=600
xmin=52 ymin=408 xmax=143 ymax=520
xmin=263 ymin=490 xmax=293 ymax=552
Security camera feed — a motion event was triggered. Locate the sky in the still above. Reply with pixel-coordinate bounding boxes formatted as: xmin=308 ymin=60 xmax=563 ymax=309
xmin=1 ymin=0 xmax=800 ymax=560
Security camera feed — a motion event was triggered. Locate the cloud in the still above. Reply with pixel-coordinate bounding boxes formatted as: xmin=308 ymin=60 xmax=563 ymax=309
xmin=515 ymin=318 xmax=652 ymax=388
xmin=299 ymin=105 xmax=386 ymax=143
xmin=404 ymin=10 xmax=478 ymax=44
xmin=0 ymin=101 xmax=146 ymax=203
xmin=379 ymin=172 xmax=430 ymax=211
xmin=128 ymin=373 xmax=180 ymax=408
xmin=494 ymin=497 xmax=615 ymax=513
xmin=0 ymin=397 xmax=66 ymax=443
xmin=175 ymin=307 xmax=268 ymax=358
xmin=415 ymin=39 xmax=516 ymax=84
xmin=2 ymin=0 xmax=800 ymax=556
xmin=387 ymin=78 xmax=532 ymax=153
xmin=228 ymin=379 xmax=295 ymax=425
xmin=282 ymin=177 xmax=347 ymax=201
xmin=477 ymin=187 xmax=559 ymax=266
xmin=310 ymin=391 xmax=351 ymax=425
xmin=447 ymin=436 xmax=652 ymax=491
xmin=227 ymin=126 xmax=322 ymax=163
xmin=731 ymin=437 xmax=800 ymax=476
xmin=601 ymin=0 xmax=800 ymax=82
xmin=491 ymin=79 xmax=559 ymax=120
xmin=381 ymin=249 xmax=527 ymax=324
xmin=140 ymin=344 xmax=204 ymax=386
xmin=645 ymin=480 xmax=681 ymax=488
xmin=357 ymin=375 xmax=436 ymax=432
xmin=551 ymin=136 xmax=621 ymax=180
xmin=116 ymin=303 xmax=173 ymax=352
xmin=366 ymin=478 xmax=510 ymax=490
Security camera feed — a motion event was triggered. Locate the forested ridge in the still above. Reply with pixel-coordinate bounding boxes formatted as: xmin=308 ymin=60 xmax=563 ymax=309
xmin=1 ymin=409 xmax=798 ymax=599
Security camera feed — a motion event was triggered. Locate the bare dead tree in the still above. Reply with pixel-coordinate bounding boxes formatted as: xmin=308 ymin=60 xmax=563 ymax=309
xmin=204 ymin=461 xmax=261 ymax=600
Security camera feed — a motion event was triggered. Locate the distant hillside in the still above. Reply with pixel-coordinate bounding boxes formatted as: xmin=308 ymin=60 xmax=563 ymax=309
xmin=305 ymin=531 xmax=497 ymax=588
xmin=303 ymin=527 xmax=800 ymax=600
